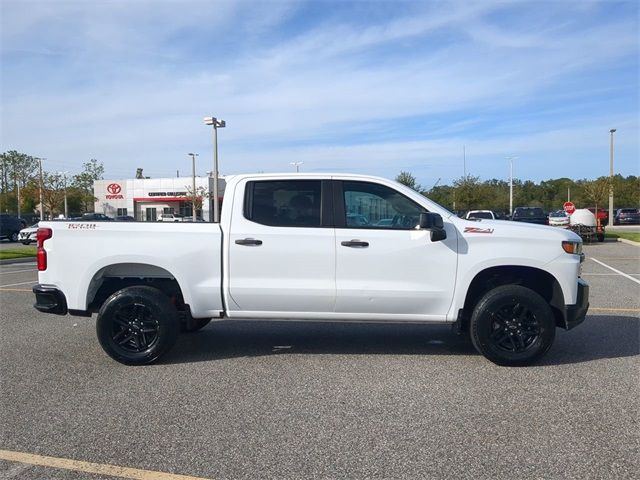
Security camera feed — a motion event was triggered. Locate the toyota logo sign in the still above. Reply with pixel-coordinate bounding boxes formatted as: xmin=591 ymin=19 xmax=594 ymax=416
xmin=107 ymin=183 xmax=121 ymax=194
xmin=106 ymin=183 xmax=124 ymax=199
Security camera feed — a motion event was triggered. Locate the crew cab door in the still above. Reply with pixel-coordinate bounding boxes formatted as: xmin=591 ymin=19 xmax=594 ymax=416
xmin=333 ymin=180 xmax=457 ymax=319
xmin=226 ymin=179 xmax=335 ymax=314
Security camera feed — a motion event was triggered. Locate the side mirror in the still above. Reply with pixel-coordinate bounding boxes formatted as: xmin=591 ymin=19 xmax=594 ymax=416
xmin=430 ymin=228 xmax=447 ymax=242
xmin=419 ymin=212 xmax=447 ymax=242
xmin=419 ymin=212 xmax=444 ymax=229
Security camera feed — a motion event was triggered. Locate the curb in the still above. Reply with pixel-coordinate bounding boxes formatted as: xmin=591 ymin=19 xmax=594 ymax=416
xmin=617 ymin=238 xmax=640 ymax=247
xmin=0 ymin=257 xmax=37 ymax=265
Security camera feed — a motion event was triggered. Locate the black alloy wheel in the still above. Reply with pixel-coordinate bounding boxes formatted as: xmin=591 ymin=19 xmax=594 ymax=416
xmin=110 ymin=302 xmax=160 ymax=353
xmin=487 ymin=302 xmax=541 ymax=354
xmin=470 ymin=285 xmax=556 ymax=366
xmin=97 ymin=286 xmax=179 ymax=365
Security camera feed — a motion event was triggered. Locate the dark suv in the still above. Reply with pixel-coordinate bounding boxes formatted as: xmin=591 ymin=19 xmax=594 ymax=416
xmin=614 ymin=208 xmax=640 ymax=225
xmin=0 ymin=214 xmax=23 ymax=242
xmin=511 ymin=207 xmax=548 ymax=225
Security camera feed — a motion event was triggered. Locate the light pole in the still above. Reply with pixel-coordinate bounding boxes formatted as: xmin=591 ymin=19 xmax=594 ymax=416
xmin=58 ymin=171 xmax=68 ymax=219
xmin=290 ymin=162 xmax=303 ymax=172
xmin=188 ymin=153 xmax=198 ymax=222
xmin=37 ymin=157 xmax=45 ymax=220
xmin=505 ymin=155 xmax=518 ymax=217
xmin=609 ymin=129 xmax=616 ymax=224
xmin=15 ymin=174 xmax=21 ymax=220
xmin=204 ymin=117 xmax=226 ymax=223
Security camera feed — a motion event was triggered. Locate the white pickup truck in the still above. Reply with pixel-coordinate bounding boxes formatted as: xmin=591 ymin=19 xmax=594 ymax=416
xmin=33 ymin=173 xmax=588 ymax=366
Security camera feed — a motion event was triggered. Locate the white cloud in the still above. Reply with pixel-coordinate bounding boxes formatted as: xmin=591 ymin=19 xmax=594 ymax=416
xmin=1 ymin=0 xmax=637 ymax=183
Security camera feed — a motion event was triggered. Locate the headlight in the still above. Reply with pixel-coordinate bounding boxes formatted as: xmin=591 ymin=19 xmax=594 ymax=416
xmin=562 ymin=240 xmax=582 ymax=255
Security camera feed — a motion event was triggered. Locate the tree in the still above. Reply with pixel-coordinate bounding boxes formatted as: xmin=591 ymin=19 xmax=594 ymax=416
xmin=453 ymin=175 xmax=481 ymax=211
xmin=41 ymin=172 xmax=67 ymax=217
xmin=184 ymin=185 xmax=209 ymax=219
xmin=395 ymin=171 xmax=423 ymax=192
xmin=1 ymin=151 xmax=39 ymax=191
xmin=72 ymin=159 xmax=104 ymax=212
xmin=582 ymin=178 xmax=611 ymax=214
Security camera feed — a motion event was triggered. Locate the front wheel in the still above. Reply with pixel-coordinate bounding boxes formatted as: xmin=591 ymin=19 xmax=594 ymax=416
xmin=10 ymin=232 xmax=18 ymax=242
xmin=96 ymin=286 xmax=179 ymax=365
xmin=470 ymin=285 xmax=556 ymax=366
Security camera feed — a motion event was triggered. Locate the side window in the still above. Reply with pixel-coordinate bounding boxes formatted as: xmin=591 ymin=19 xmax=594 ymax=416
xmin=245 ymin=180 xmax=322 ymax=227
xmin=343 ymin=181 xmax=426 ymax=229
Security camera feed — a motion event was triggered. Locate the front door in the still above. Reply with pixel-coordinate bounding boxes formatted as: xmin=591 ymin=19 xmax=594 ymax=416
xmin=334 ymin=180 xmax=457 ymax=319
xmin=145 ymin=207 xmax=157 ymax=222
xmin=227 ymin=179 xmax=335 ymax=315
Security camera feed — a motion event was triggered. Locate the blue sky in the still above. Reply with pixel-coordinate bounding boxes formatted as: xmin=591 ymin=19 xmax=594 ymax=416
xmin=1 ymin=0 xmax=638 ymax=186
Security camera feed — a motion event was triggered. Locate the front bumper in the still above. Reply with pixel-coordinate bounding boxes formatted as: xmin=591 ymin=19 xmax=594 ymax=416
xmin=562 ymin=278 xmax=589 ymax=330
xmin=33 ymin=284 xmax=67 ymax=315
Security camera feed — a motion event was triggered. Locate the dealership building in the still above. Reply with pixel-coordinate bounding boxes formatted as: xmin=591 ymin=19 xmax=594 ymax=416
xmin=93 ymin=175 xmax=225 ymax=221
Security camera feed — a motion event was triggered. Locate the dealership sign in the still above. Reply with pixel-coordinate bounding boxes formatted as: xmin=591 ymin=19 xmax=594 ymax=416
xmin=106 ymin=183 xmax=124 ymax=199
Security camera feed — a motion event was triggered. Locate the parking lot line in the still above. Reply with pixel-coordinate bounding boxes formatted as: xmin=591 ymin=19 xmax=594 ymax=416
xmin=0 ymin=269 xmax=37 ymax=275
xmin=0 ymin=450 xmax=213 ymax=480
xmin=582 ymin=273 xmax=640 ymax=276
xmin=0 ymin=281 xmax=36 ymax=288
xmin=0 ymin=288 xmax=31 ymax=292
xmin=590 ymin=258 xmax=640 ymax=286
xmin=590 ymin=307 xmax=640 ymax=313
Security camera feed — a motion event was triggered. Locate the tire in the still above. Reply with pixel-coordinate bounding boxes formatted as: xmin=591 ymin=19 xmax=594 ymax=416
xmin=10 ymin=232 xmax=18 ymax=242
xmin=21 ymin=241 xmax=30 ymax=245
xmin=470 ymin=285 xmax=556 ymax=366
xmin=181 ymin=317 xmax=211 ymax=333
xmin=96 ymin=286 xmax=179 ymax=365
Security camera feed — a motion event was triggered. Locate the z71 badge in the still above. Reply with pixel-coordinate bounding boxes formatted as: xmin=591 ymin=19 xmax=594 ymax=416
xmin=464 ymin=226 xmax=494 ymax=234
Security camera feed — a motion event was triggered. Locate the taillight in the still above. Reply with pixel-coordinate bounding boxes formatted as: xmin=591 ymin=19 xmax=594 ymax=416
xmin=37 ymin=228 xmax=53 ymax=271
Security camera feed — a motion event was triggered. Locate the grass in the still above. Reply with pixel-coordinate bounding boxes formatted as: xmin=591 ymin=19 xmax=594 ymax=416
xmin=0 ymin=246 xmax=37 ymax=260
xmin=605 ymin=232 xmax=640 ymax=243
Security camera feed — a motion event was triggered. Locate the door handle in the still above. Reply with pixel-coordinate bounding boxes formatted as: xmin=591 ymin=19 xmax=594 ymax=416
xmin=341 ymin=239 xmax=369 ymax=248
xmin=235 ymin=238 xmax=263 ymax=246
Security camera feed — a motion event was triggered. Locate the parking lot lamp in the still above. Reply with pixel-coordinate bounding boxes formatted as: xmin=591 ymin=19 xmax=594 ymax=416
xmin=188 ymin=153 xmax=198 ymax=222
xmin=609 ymin=129 xmax=616 ymax=225
xmin=37 ymin=157 xmax=45 ymax=220
xmin=506 ymin=155 xmax=518 ymax=217
xmin=290 ymin=162 xmax=303 ymax=172
xmin=57 ymin=171 xmax=68 ymax=219
xmin=203 ymin=117 xmax=226 ymax=223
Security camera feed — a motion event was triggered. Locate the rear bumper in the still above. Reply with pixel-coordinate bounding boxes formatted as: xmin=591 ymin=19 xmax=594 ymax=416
xmin=33 ymin=284 xmax=68 ymax=315
xmin=562 ymin=278 xmax=589 ymax=330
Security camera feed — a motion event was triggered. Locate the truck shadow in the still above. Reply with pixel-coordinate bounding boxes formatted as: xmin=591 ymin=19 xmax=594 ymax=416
xmin=164 ymin=315 xmax=638 ymax=366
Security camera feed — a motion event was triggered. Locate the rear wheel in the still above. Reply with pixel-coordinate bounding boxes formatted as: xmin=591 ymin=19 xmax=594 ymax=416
xmin=10 ymin=232 xmax=18 ymax=242
xmin=96 ymin=286 xmax=179 ymax=365
xmin=470 ymin=285 xmax=555 ymax=366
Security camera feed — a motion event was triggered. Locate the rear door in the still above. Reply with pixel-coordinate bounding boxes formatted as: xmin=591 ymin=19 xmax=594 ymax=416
xmin=333 ymin=180 xmax=458 ymax=319
xmin=227 ymin=179 xmax=335 ymax=315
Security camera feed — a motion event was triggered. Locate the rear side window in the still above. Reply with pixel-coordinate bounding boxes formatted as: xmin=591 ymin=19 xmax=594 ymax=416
xmin=245 ymin=180 xmax=322 ymax=227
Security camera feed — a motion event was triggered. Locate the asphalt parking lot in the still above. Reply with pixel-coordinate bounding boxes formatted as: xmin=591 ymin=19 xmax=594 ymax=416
xmin=0 ymin=241 xmax=638 ymax=480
